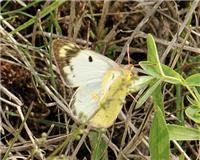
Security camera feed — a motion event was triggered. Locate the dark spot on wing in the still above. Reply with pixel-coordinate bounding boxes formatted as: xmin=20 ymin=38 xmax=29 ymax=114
xmin=73 ymin=75 xmax=75 ymax=78
xmin=70 ymin=65 xmax=74 ymax=71
xmin=88 ymin=56 xmax=93 ymax=62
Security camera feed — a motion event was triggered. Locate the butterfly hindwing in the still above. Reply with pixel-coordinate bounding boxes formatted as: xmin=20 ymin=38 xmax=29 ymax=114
xmin=90 ymin=68 xmax=132 ymax=128
xmin=73 ymin=82 xmax=102 ymax=122
xmin=73 ymin=68 xmax=132 ymax=128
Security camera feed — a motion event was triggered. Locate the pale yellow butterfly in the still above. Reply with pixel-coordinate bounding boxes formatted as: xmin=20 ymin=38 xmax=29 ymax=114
xmin=53 ymin=39 xmax=135 ymax=128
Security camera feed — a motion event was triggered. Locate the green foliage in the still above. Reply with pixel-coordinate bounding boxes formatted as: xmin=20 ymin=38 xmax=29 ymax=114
xmin=185 ymin=105 xmax=200 ymax=123
xmin=10 ymin=1 xmax=65 ymax=35
xmin=142 ymin=34 xmax=200 ymax=159
xmin=89 ymin=131 xmax=108 ymax=160
xmin=149 ymin=106 xmax=170 ymax=160
xmin=143 ymin=34 xmax=200 ymax=124
xmin=185 ymin=74 xmax=200 ymax=87
xmin=147 ymin=34 xmax=170 ymax=159
xmin=167 ymin=124 xmax=200 ymax=140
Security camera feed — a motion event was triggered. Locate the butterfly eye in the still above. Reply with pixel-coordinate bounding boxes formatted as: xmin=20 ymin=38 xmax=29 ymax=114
xmin=88 ymin=56 xmax=93 ymax=62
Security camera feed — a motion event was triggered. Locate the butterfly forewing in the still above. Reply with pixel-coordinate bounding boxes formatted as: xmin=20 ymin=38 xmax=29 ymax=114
xmin=53 ymin=39 xmax=120 ymax=87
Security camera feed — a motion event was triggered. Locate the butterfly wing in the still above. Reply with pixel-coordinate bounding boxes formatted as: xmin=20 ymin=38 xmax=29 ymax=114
xmin=73 ymin=69 xmax=132 ymax=128
xmin=89 ymin=68 xmax=132 ymax=128
xmin=53 ymin=39 xmax=134 ymax=128
xmin=73 ymin=69 xmax=121 ymax=124
xmin=53 ymin=39 xmax=120 ymax=87
xmin=73 ymin=82 xmax=102 ymax=121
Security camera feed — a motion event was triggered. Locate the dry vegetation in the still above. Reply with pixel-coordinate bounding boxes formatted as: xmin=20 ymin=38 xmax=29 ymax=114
xmin=0 ymin=1 xmax=200 ymax=160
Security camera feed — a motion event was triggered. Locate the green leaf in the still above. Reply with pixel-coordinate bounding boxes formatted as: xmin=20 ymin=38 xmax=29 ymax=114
xmin=152 ymin=85 xmax=164 ymax=115
xmin=147 ymin=34 xmax=160 ymax=64
xmin=150 ymin=106 xmax=170 ymax=160
xmin=89 ymin=131 xmax=108 ymax=160
xmin=135 ymin=79 xmax=161 ymax=109
xmin=185 ymin=73 xmax=200 ymax=86
xmin=161 ymin=64 xmax=183 ymax=84
xmin=140 ymin=61 xmax=183 ymax=84
xmin=129 ymin=76 xmax=154 ymax=93
xmin=167 ymin=124 xmax=200 ymax=140
xmin=186 ymin=95 xmax=198 ymax=106
xmin=139 ymin=61 xmax=162 ymax=77
xmin=147 ymin=34 xmax=164 ymax=76
xmin=193 ymin=87 xmax=200 ymax=102
xmin=185 ymin=105 xmax=200 ymax=123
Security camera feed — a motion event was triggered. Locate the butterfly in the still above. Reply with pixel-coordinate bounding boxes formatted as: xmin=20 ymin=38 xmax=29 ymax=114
xmin=53 ymin=39 xmax=135 ymax=128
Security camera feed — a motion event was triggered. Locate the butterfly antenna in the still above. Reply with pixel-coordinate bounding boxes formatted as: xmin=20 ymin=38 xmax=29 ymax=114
xmin=127 ymin=43 xmax=131 ymax=65
xmin=86 ymin=21 xmax=90 ymax=47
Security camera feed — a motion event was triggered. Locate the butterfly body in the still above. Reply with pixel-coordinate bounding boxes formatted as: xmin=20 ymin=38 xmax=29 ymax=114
xmin=53 ymin=39 xmax=134 ymax=128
